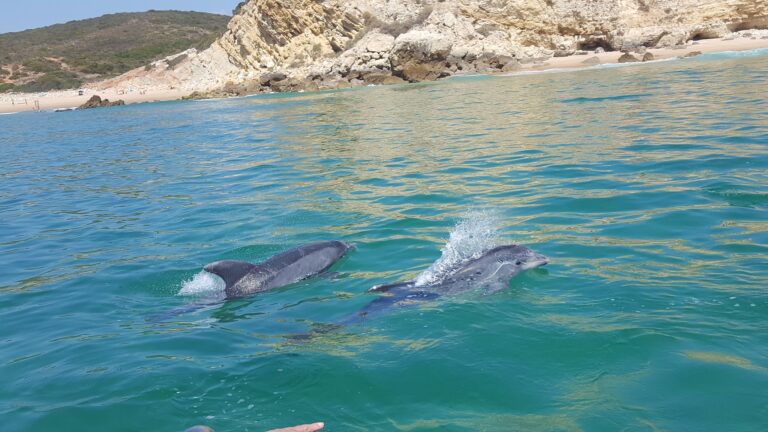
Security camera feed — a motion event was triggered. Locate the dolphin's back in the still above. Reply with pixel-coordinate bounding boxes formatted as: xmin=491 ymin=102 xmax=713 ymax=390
xmin=261 ymin=241 xmax=349 ymax=289
xmin=222 ymin=241 xmax=350 ymax=298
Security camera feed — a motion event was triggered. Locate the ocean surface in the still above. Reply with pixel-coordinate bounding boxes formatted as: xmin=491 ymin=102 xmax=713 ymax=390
xmin=1 ymin=50 xmax=767 ymax=432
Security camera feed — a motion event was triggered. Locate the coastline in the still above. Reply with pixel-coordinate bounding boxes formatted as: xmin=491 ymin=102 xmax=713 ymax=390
xmin=2 ymin=36 xmax=767 ymax=115
xmin=0 ymin=88 xmax=189 ymax=114
xmin=511 ymin=37 xmax=768 ymax=73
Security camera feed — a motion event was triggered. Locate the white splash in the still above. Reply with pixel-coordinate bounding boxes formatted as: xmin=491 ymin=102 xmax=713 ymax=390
xmin=415 ymin=209 xmax=501 ymax=286
xmin=178 ymin=271 xmax=225 ymax=297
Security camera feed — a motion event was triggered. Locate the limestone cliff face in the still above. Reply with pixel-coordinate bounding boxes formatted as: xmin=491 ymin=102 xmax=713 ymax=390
xmin=105 ymin=0 xmax=768 ymax=93
xmin=216 ymin=0 xmax=363 ymax=71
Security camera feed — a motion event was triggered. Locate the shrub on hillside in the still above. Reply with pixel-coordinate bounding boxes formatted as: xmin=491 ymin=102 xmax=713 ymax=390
xmin=18 ymin=70 xmax=82 ymax=92
xmin=22 ymin=58 xmax=60 ymax=73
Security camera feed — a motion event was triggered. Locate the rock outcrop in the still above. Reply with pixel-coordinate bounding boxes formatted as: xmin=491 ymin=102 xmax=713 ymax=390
xmin=77 ymin=95 xmax=125 ymax=109
xmin=618 ymin=53 xmax=640 ymax=63
xmin=102 ymin=0 xmax=768 ymax=95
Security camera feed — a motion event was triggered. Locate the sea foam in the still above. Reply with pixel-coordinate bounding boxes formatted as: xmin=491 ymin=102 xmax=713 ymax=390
xmin=178 ymin=270 xmax=226 ymax=297
xmin=414 ymin=209 xmax=501 ymax=287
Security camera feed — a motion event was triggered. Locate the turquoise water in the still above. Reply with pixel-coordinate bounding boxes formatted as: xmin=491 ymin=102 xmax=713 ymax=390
xmin=1 ymin=51 xmax=767 ymax=432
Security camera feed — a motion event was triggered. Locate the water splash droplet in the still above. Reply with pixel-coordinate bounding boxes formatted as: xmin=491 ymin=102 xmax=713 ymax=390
xmin=415 ymin=209 xmax=501 ymax=286
xmin=178 ymin=271 xmax=225 ymax=297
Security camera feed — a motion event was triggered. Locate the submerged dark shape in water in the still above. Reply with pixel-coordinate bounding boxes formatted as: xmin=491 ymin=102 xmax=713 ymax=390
xmin=204 ymin=240 xmax=353 ymax=299
xmin=337 ymin=244 xmax=548 ymax=326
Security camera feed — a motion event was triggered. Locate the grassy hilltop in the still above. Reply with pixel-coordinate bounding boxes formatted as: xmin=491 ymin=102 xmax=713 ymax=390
xmin=0 ymin=10 xmax=230 ymax=93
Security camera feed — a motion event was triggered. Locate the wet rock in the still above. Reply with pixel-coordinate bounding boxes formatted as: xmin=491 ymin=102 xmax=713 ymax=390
xmin=501 ymin=60 xmax=521 ymax=72
xmin=269 ymin=77 xmax=317 ymax=92
xmin=390 ymin=31 xmax=452 ymax=82
xmin=361 ymin=72 xmax=406 ymax=85
xmin=77 ymin=95 xmax=125 ymax=110
xmin=399 ymin=62 xmax=447 ymax=82
xmin=618 ymin=53 xmax=640 ymax=63
xmin=217 ymin=79 xmax=263 ymax=96
xmin=642 ymin=52 xmax=655 ymax=61
xmin=259 ymin=72 xmax=287 ymax=86
xmin=182 ymin=91 xmax=210 ymax=100
xmin=682 ymin=51 xmax=703 ymax=58
xmin=581 ymin=56 xmax=601 ymax=65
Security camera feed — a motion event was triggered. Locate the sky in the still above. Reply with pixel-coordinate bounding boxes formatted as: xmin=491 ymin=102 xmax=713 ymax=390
xmin=0 ymin=0 xmax=241 ymax=33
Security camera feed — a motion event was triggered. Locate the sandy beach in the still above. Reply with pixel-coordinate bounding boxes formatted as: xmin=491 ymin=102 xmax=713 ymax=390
xmin=0 ymin=87 xmax=189 ymax=114
xmin=2 ymin=36 xmax=767 ymax=114
xmin=517 ymin=36 xmax=768 ymax=72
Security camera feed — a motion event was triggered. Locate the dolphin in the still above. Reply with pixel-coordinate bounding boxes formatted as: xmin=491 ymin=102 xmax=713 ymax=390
xmin=336 ymin=244 xmax=548 ymax=325
xmin=148 ymin=241 xmax=352 ymax=323
xmin=204 ymin=240 xmax=353 ymax=299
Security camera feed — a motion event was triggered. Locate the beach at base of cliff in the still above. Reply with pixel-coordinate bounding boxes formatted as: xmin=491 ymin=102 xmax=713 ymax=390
xmin=2 ymin=36 xmax=767 ymax=115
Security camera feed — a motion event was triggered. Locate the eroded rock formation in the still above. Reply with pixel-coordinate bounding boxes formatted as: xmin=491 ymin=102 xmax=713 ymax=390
xmin=77 ymin=95 xmax=125 ymax=109
xmin=104 ymin=0 xmax=768 ymax=95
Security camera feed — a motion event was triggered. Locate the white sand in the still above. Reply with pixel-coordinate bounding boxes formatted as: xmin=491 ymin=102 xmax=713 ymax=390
xmin=0 ymin=87 xmax=189 ymax=114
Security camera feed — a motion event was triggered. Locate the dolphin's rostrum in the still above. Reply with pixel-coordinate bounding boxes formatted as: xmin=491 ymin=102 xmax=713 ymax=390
xmin=204 ymin=240 xmax=352 ymax=298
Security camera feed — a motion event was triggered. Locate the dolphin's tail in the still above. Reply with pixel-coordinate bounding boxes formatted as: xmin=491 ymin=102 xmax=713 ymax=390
xmin=285 ymin=287 xmax=439 ymax=341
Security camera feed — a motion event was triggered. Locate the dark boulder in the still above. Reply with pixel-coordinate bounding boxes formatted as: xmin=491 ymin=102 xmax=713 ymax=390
xmin=259 ymin=72 xmax=288 ymax=86
xmin=618 ymin=53 xmax=640 ymax=63
xmin=77 ymin=95 xmax=125 ymax=110
xmin=581 ymin=56 xmax=601 ymax=65
xmin=682 ymin=51 xmax=703 ymax=58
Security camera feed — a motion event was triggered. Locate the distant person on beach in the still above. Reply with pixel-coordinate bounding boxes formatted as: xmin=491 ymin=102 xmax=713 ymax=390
xmin=185 ymin=422 xmax=324 ymax=432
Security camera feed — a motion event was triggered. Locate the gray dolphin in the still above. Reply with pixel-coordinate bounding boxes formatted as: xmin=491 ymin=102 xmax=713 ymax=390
xmin=336 ymin=244 xmax=548 ymax=325
xmin=204 ymin=240 xmax=353 ymax=299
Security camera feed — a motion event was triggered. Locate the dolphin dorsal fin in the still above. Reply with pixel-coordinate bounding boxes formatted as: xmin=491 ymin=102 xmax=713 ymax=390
xmin=203 ymin=260 xmax=256 ymax=290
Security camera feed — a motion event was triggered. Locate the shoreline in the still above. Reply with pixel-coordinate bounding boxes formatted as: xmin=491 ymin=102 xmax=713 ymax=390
xmin=2 ymin=36 xmax=767 ymax=115
xmin=509 ymin=37 xmax=768 ymax=74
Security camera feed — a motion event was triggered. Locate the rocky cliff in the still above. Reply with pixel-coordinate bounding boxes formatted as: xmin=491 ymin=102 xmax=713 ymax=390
xmin=104 ymin=0 xmax=768 ymax=94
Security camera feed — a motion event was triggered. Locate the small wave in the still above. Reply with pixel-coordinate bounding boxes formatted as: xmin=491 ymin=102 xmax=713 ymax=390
xmin=415 ymin=209 xmax=501 ymax=286
xmin=562 ymin=93 xmax=652 ymax=103
xmin=696 ymin=47 xmax=768 ymax=60
xmin=178 ymin=271 xmax=225 ymax=297
xmin=705 ymin=188 xmax=768 ymax=208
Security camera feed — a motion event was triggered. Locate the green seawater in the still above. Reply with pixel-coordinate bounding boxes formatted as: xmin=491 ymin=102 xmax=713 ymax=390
xmin=1 ymin=51 xmax=767 ymax=432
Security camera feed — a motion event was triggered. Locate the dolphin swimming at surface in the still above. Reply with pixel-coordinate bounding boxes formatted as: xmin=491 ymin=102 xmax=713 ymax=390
xmin=149 ymin=241 xmax=353 ymax=322
xmin=336 ymin=244 xmax=548 ymax=325
xmin=204 ymin=240 xmax=353 ymax=299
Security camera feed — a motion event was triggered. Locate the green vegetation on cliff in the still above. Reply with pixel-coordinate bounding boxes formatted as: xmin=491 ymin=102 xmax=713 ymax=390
xmin=0 ymin=10 xmax=230 ymax=92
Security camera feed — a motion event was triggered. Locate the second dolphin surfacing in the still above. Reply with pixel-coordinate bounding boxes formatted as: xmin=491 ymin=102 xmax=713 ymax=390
xmin=336 ymin=244 xmax=548 ymax=325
